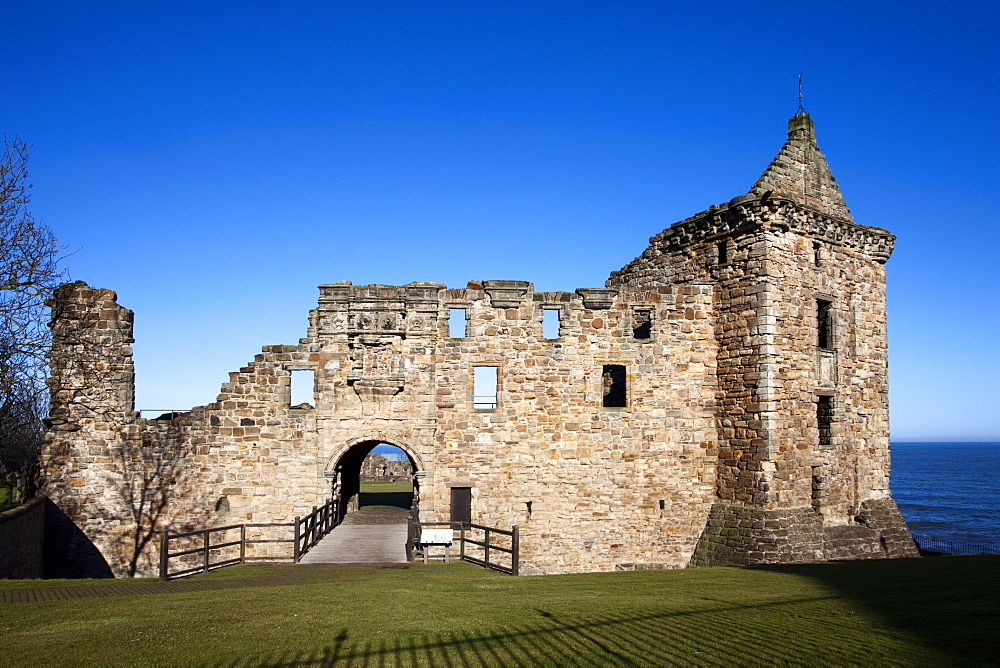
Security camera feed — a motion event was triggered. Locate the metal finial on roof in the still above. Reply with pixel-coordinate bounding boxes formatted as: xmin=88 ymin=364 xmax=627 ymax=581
xmin=797 ymin=74 xmax=806 ymax=114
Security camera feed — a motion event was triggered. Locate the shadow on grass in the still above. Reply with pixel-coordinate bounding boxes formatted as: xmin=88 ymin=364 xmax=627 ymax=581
xmin=759 ymin=555 xmax=1000 ymax=664
xmin=215 ymin=558 xmax=999 ymax=667
xmin=358 ymin=489 xmax=412 ymax=510
xmin=219 ymin=592 xmax=934 ymax=667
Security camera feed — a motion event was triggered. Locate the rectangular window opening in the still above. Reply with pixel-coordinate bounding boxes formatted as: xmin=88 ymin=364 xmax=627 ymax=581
xmin=632 ymin=309 xmax=652 ymax=340
xmin=473 ymin=366 xmax=498 ymax=409
xmin=449 ymin=308 xmax=467 ymax=339
xmin=813 ymin=241 xmax=822 ymax=266
xmin=817 ymin=299 xmax=833 ymax=349
xmin=817 ymin=396 xmax=833 ymax=448
xmin=290 ymin=370 xmax=315 ymax=407
xmin=602 ymin=364 xmax=627 ymax=407
xmin=450 ymin=487 xmax=472 ymax=524
xmin=717 ymin=240 xmax=728 ymax=265
xmin=543 ymin=308 xmax=561 ymax=339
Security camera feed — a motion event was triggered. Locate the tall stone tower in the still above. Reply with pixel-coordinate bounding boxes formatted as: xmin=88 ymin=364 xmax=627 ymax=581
xmin=610 ymin=112 xmax=916 ymax=563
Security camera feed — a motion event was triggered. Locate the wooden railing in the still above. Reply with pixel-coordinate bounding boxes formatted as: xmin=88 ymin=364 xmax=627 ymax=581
xmin=159 ymin=498 xmax=339 ymax=580
xmin=159 ymin=522 xmax=294 ymax=580
xmin=294 ymin=497 xmax=339 ymax=561
xmin=409 ymin=520 xmax=519 ymax=576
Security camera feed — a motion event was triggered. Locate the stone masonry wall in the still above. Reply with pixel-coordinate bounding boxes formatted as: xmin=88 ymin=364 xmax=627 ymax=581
xmin=360 ymin=453 xmax=414 ymax=482
xmin=609 ymin=113 xmax=912 ymax=565
xmin=42 ymin=279 xmax=721 ymax=576
xmin=41 ymin=113 xmax=916 ymax=576
xmin=0 ymin=495 xmax=46 ymax=578
xmin=424 ymin=282 xmax=718 ymax=573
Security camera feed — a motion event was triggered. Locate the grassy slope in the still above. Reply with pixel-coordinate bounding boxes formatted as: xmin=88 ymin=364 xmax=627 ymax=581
xmin=0 ymin=556 xmax=996 ymax=666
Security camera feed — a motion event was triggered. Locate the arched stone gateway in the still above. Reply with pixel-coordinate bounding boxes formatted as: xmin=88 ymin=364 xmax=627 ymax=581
xmin=325 ymin=438 xmax=421 ymax=521
xmin=41 ymin=113 xmax=918 ymax=578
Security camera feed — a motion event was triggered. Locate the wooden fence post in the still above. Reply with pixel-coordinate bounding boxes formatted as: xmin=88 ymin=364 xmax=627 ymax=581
xmin=159 ymin=530 xmax=169 ymax=581
xmin=484 ymin=527 xmax=491 ymax=567
xmin=460 ymin=523 xmax=466 ymax=561
xmin=203 ymin=530 xmax=210 ymax=574
xmin=511 ymin=525 xmax=519 ymax=576
xmin=311 ymin=505 xmax=318 ymax=549
xmin=293 ymin=516 xmax=301 ymax=563
xmin=240 ymin=525 xmax=246 ymax=564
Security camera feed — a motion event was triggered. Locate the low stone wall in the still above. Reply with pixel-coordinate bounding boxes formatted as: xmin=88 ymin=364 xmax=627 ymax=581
xmin=690 ymin=502 xmax=824 ymax=566
xmin=0 ymin=495 xmax=45 ymax=579
xmin=690 ymin=498 xmax=919 ymax=566
xmin=854 ymin=498 xmax=920 ymax=559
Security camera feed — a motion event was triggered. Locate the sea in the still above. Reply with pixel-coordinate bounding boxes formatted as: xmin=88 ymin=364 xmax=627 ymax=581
xmin=891 ymin=442 xmax=1000 ymax=551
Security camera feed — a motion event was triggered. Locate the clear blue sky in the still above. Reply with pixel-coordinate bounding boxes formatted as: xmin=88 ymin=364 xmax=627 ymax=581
xmin=4 ymin=1 xmax=997 ymax=441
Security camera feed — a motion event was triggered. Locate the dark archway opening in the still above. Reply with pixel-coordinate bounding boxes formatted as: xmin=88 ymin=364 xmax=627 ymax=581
xmin=331 ymin=441 xmax=417 ymax=522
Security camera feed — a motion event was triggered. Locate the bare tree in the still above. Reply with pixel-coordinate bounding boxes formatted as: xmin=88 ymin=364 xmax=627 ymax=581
xmin=0 ymin=136 xmax=64 ymax=503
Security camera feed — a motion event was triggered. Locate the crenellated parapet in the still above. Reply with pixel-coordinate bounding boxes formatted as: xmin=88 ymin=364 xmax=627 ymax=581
xmin=611 ymin=197 xmax=895 ymax=288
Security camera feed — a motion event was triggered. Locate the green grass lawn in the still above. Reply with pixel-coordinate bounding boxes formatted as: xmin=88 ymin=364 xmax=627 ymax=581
xmin=0 ymin=556 xmax=996 ymax=666
xmin=358 ymin=481 xmax=413 ymax=510
xmin=0 ymin=487 xmax=21 ymax=512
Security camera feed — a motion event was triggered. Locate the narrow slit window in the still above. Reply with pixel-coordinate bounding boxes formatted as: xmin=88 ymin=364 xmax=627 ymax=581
xmin=602 ymin=364 xmax=627 ymax=407
xmin=290 ymin=370 xmax=314 ymax=407
xmin=473 ymin=366 xmax=498 ymax=409
xmin=543 ymin=309 xmax=561 ymax=339
xmin=632 ymin=309 xmax=652 ymax=340
xmin=449 ymin=308 xmax=467 ymax=338
xmin=813 ymin=241 xmax=822 ymax=266
xmin=817 ymin=299 xmax=833 ymax=349
xmin=817 ymin=396 xmax=833 ymax=447
xmin=717 ymin=240 xmax=728 ymax=265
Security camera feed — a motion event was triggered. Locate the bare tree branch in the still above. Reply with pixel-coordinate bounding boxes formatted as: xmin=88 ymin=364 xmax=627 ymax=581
xmin=0 ymin=136 xmax=65 ymax=502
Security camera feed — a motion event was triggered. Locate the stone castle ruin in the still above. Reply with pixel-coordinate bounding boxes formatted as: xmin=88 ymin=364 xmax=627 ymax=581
xmin=41 ymin=112 xmax=917 ymax=577
xmin=360 ymin=453 xmax=414 ymax=483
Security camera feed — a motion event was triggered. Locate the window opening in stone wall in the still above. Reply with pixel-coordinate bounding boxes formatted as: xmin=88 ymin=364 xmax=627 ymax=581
xmin=817 ymin=299 xmax=833 ymax=349
xmin=543 ymin=309 xmax=561 ymax=339
xmin=602 ymin=364 xmax=627 ymax=407
xmin=811 ymin=465 xmax=823 ymax=511
xmin=473 ymin=366 xmax=498 ymax=409
xmin=817 ymin=396 xmax=833 ymax=448
xmin=449 ymin=308 xmax=467 ymax=338
xmin=290 ymin=370 xmax=315 ymax=407
xmin=450 ymin=487 xmax=472 ymax=523
xmin=717 ymin=240 xmax=728 ymax=265
xmin=632 ymin=309 xmax=652 ymax=340
xmin=813 ymin=241 xmax=822 ymax=266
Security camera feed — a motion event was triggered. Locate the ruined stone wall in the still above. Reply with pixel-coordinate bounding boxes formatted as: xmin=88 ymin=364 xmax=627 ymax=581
xmin=292 ymin=280 xmax=718 ymax=574
xmin=41 ymin=283 xmax=324 ymax=576
xmin=41 ymin=283 xmax=143 ymax=576
xmin=42 ymin=279 xmax=721 ymax=576
xmin=609 ymin=201 xmax=785 ymax=507
xmin=0 ymin=495 xmax=46 ymax=578
xmin=422 ymin=282 xmax=718 ymax=573
xmin=41 ymin=113 xmax=917 ymax=576
xmin=360 ymin=453 xmax=413 ymax=481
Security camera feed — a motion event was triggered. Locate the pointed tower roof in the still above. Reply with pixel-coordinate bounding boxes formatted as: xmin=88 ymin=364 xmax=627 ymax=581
xmin=749 ymin=113 xmax=853 ymax=222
